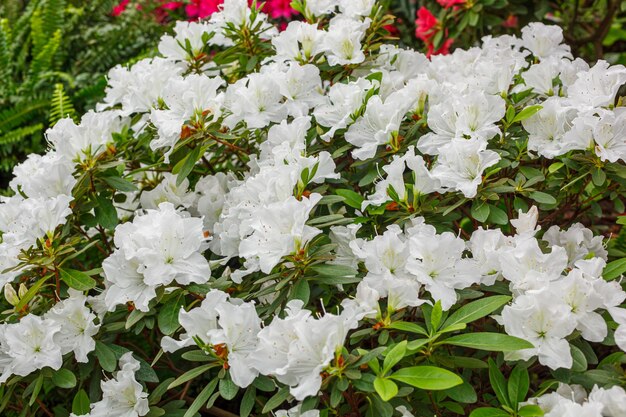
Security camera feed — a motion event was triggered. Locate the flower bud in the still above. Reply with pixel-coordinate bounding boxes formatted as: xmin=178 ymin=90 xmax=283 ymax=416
xmin=18 ymin=283 xmax=28 ymax=298
xmin=4 ymin=284 xmax=19 ymax=306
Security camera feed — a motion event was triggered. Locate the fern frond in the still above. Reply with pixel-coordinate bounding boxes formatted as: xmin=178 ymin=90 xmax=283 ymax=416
xmin=30 ymin=0 xmax=65 ymax=57
xmin=49 ymin=83 xmax=75 ymax=125
xmin=0 ymin=19 xmax=12 ymax=92
xmin=30 ymin=8 xmax=46 ymax=57
xmin=28 ymin=29 xmax=61 ymax=82
xmin=0 ymin=123 xmax=43 ymax=146
xmin=0 ymin=100 xmax=48 ymax=133
xmin=40 ymin=0 xmax=66 ymax=41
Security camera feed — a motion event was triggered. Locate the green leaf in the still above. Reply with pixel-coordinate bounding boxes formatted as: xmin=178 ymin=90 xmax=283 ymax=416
xmin=431 ymin=300 xmax=443 ymax=330
xmin=512 ymin=105 xmax=542 ymax=123
xmin=262 ymin=387 xmax=290 ymax=413
xmin=72 ymin=389 xmax=91 ymax=416
xmin=336 ymin=189 xmax=364 ymax=209
xmin=52 ymin=368 xmax=76 ymax=389
xmin=157 ymin=294 xmax=183 ymax=336
xmin=471 ymin=201 xmax=490 ymax=223
xmin=591 ymin=168 xmax=606 ymax=186
xmin=442 ymin=296 xmax=511 ymax=329
xmin=94 ymin=194 xmax=119 ymax=230
xmin=59 ymin=268 xmax=96 ymax=291
xmin=518 ymin=404 xmax=545 ymax=416
xmin=172 ymin=146 xmax=201 ymax=185
xmin=390 ymin=366 xmax=463 ymax=390
xmin=488 ymin=359 xmax=510 ymax=408
xmin=441 ymin=332 xmax=534 ymax=351
xmin=571 ymin=344 xmax=588 ymax=372
xmin=374 ymin=377 xmax=398 ymax=401
xmin=529 ymin=191 xmax=556 ymax=205
xmin=507 ymin=364 xmax=529 ymax=406
xmin=387 ymin=321 xmax=429 ymax=336
xmin=103 ymin=176 xmax=138 ymax=192
xmin=445 ymin=380 xmax=477 ymax=403
xmin=219 ymin=375 xmax=239 ymax=400
xmin=95 ymin=341 xmax=117 ymax=372
xmin=488 ymin=204 xmax=509 ymax=225
xmin=240 ymin=386 xmax=256 ymax=417
xmin=28 ymin=373 xmax=43 ymax=406
xmin=183 ymin=379 xmax=218 ymax=417
xmin=505 ymin=105 xmax=515 ymax=124
xmin=168 ymin=364 xmax=216 ymax=390
xmin=382 ymin=341 xmax=407 ymax=375
xmin=469 ymin=407 xmax=510 ymax=417
xmin=603 ymin=258 xmax=626 ymax=281
xmin=290 ymin=279 xmax=310 ymax=304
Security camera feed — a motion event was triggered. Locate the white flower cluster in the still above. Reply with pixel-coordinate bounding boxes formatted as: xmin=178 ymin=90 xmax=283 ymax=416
xmin=0 ymin=290 xmax=99 ymax=382
xmin=530 ymin=383 xmax=626 ymax=417
xmin=1 ymin=0 xmax=626 ymax=414
xmin=163 ymin=291 xmax=362 ymax=400
xmin=101 ymin=202 xmax=211 ymax=312
xmin=338 ymin=207 xmax=626 ymax=370
xmin=70 ymin=352 xmax=149 ymax=417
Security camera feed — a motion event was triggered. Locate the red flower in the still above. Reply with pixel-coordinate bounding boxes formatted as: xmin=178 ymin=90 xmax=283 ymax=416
xmin=436 ymin=0 xmax=465 ymax=8
xmin=426 ymin=37 xmax=454 ymax=58
xmin=502 ymin=14 xmax=519 ymax=28
xmin=112 ymin=0 xmax=130 ymax=16
xmin=263 ymin=0 xmax=297 ymax=19
xmin=185 ymin=0 xmax=223 ymax=19
xmin=415 ymin=7 xmax=438 ymax=42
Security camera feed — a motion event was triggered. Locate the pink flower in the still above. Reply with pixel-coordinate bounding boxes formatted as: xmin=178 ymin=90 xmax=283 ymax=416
xmin=263 ymin=0 xmax=297 ymax=19
xmin=160 ymin=1 xmax=184 ymax=10
xmin=436 ymin=0 xmax=465 ymax=8
xmin=112 ymin=0 xmax=130 ymax=16
xmin=185 ymin=0 xmax=223 ymax=19
xmin=414 ymin=7 xmax=438 ymax=42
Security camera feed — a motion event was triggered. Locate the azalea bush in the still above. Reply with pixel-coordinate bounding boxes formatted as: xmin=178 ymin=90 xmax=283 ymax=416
xmin=3 ymin=1 xmax=626 ymax=417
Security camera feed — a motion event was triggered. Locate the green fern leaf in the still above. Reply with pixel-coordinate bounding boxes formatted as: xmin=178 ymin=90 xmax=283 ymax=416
xmin=0 ymin=19 xmax=12 ymax=93
xmin=49 ymin=83 xmax=75 ymax=125
xmin=0 ymin=100 xmax=48 ymax=134
xmin=0 ymin=123 xmax=43 ymax=146
xmin=28 ymin=29 xmax=61 ymax=82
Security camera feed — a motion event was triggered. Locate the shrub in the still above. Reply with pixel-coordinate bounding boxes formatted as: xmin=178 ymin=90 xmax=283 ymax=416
xmin=1 ymin=0 xmax=626 ymax=416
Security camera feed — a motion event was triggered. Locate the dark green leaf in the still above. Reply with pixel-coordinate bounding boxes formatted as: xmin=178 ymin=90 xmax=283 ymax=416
xmin=95 ymin=341 xmax=117 ymax=372
xmin=488 ymin=359 xmax=510 ymax=408
xmin=157 ymin=294 xmax=183 ymax=336
xmin=94 ymin=194 xmax=118 ymax=230
xmin=336 ymin=189 xmax=364 ymax=209
xmin=52 ymin=368 xmax=76 ymax=389
xmin=442 ymin=296 xmax=511 ymax=329
xmin=72 ymin=389 xmax=90 ymax=416
xmin=508 ymin=364 xmax=529 ymax=406
xmin=60 ymin=268 xmax=96 ymax=291
xmin=442 ymin=332 xmax=534 ymax=351
xmin=469 ymin=407 xmax=510 ymax=417
xmin=529 ymin=191 xmax=556 ymax=205
xmin=183 ymin=379 xmax=218 ymax=417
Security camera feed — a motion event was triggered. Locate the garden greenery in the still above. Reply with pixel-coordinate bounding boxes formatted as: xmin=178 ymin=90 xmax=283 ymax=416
xmin=2 ymin=0 xmax=626 ymax=416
